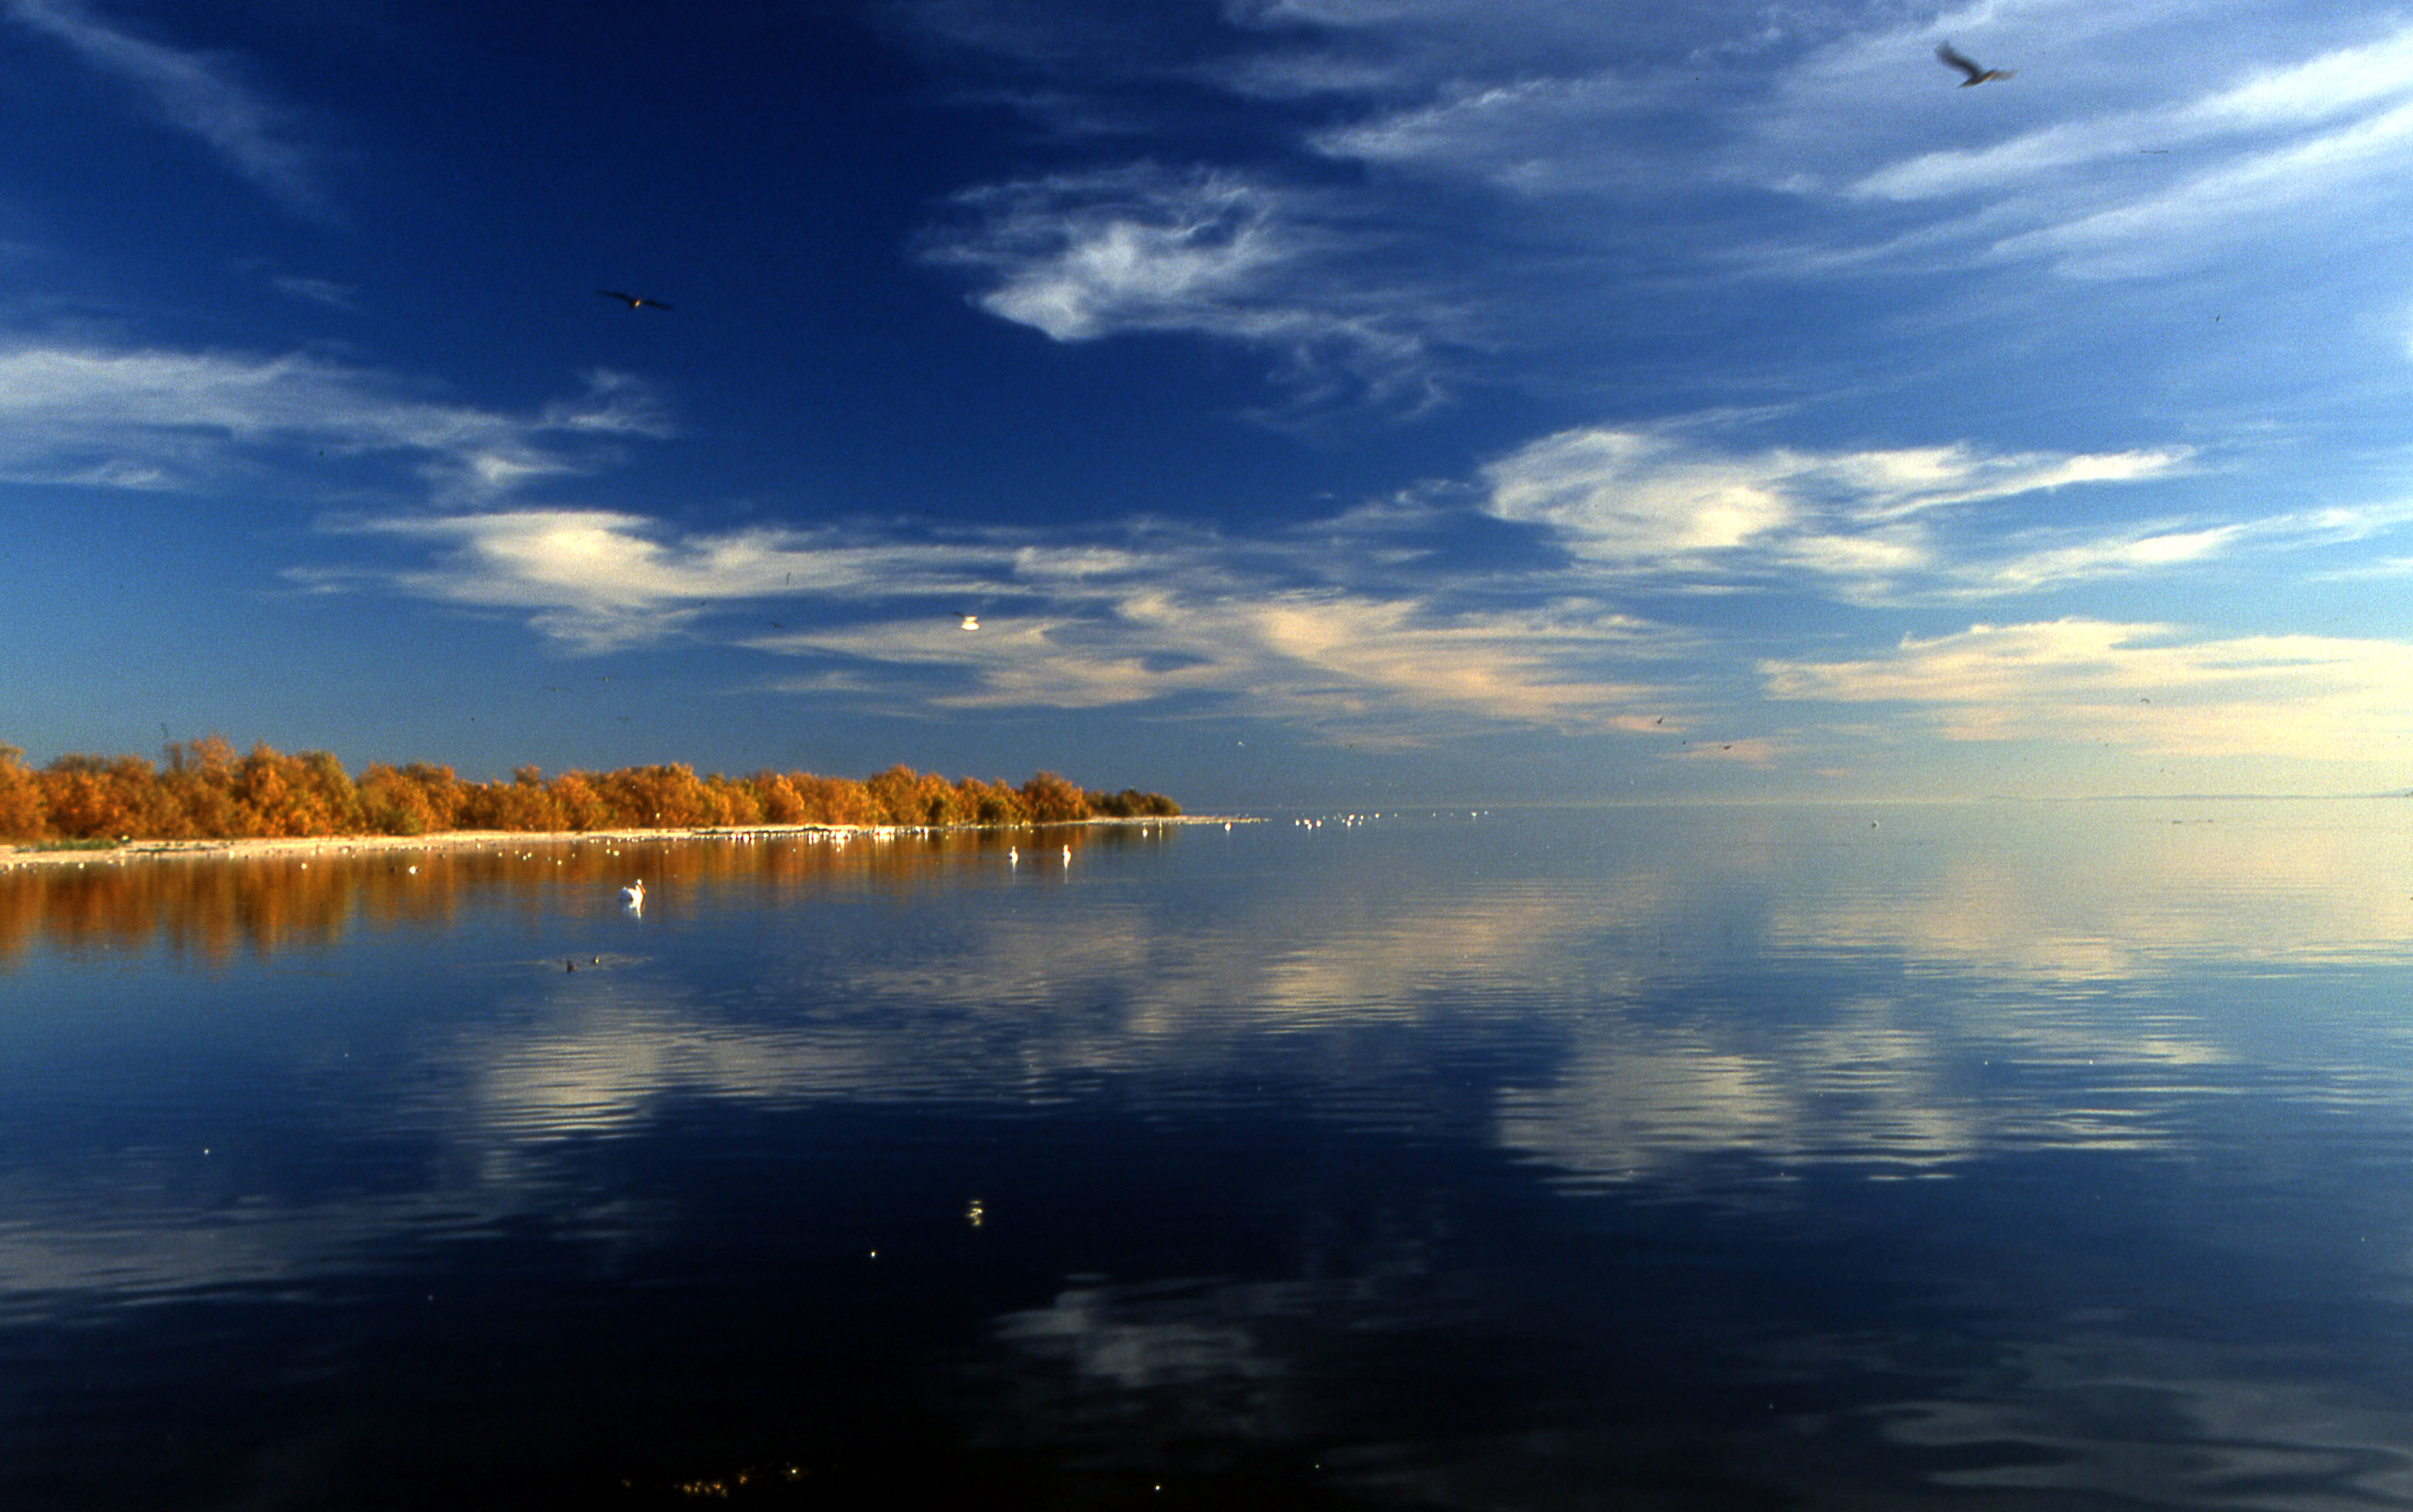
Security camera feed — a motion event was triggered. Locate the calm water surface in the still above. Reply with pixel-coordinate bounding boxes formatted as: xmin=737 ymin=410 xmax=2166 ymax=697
xmin=5 ymin=802 xmax=2413 ymax=1508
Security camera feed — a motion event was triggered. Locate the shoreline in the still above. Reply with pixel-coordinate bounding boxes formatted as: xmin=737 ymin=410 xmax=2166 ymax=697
xmin=0 ymin=815 xmax=1254 ymax=871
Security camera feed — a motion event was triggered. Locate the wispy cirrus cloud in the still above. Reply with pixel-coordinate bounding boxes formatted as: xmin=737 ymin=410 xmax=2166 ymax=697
xmin=930 ymin=167 xmax=1295 ymax=343
xmin=1854 ymin=23 xmax=2413 ymax=204
xmin=1969 ymin=524 xmax=2244 ymax=594
xmin=0 ymin=341 xmax=667 ymax=500
xmin=317 ymin=512 xmax=1014 ymax=655
xmin=903 ymin=0 xmax=2413 ymax=427
xmin=306 ymin=505 xmax=1690 ymax=740
xmin=1986 ymin=96 xmax=2413 ymax=278
xmin=897 ymin=0 xmax=1809 ymax=407
xmin=1308 ymin=71 xmax=1703 ymax=195
xmin=1480 ymin=424 xmax=2199 ymax=599
xmin=302 ymin=407 xmax=2401 ymax=748
xmin=5 ymin=0 xmax=332 ymax=219
xmin=269 ymin=275 xmax=356 ymax=310
xmin=1757 ymin=8 xmax=2413 ymax=281
xmin=773 ymin=587 xmax=1672 ymax=737
xmin=922 ymin=164 xmax=1451 ymax=408
xmin=1762 ymin=617 xmax=2413 ymax=761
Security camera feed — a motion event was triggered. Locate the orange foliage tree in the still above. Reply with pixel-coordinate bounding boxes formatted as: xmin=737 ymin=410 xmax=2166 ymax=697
xmin=0 ymin=737 xmax=1178 ymax=844
xmin=157 ymin=736 xmax=240 ymax=838
xmin=229 ymin=744 xmax=364 ymax=837
xmin=39 ymin=754 xmax=167 ymax=839
xmin=956 ymin=777 xmax=1031 ymax=825
xmin=866 ymin=764 xmax=978 ymax=825
xmin=788 ymin=774 xmax=876 ymax=825
xmin=0 ymin=747 xmax=46 ymax=840
xmin=1018 ymin=771 xmax=1089 ymax=824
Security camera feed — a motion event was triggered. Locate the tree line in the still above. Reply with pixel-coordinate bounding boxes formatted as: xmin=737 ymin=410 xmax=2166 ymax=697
xmin=0 ymin=736 xmax=1180 ymax=843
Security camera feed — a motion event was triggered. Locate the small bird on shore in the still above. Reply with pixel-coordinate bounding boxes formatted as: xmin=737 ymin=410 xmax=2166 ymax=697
xmin=598 ymin=289 xmax=673 ymax=311
xmin=1936 ymin=42 xmax=2014 ymax=86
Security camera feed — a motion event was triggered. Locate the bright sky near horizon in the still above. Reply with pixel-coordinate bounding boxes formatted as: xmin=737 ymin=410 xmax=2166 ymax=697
xmin=8 ymin=0 xmax=2413 ymax=806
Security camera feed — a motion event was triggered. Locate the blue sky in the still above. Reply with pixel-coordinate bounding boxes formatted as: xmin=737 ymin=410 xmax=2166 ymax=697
xmin=9 ymin=0 xmax=2413 ymax=806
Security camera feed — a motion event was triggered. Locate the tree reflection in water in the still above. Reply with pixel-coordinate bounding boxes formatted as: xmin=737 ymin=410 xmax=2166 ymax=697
xmin=0 ymin=827 xmax=1154 ymax=969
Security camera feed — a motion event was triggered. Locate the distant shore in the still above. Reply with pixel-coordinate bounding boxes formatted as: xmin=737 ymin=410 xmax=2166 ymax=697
xmin=0 ymin=815 xmax=1251 ymax=871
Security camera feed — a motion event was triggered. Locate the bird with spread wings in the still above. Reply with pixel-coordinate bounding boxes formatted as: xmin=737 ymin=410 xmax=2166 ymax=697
xmin=598 ymin=289 xmax=674 ymax=311
xmin=1935 ymin=42 xmax=2015 ymax=86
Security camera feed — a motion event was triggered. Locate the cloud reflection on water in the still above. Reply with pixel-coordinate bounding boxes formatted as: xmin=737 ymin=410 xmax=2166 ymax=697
xmin=432 ymin=805 xmax=2413 ymax=1176
xmin=10 ymin=808 xmax=2413 ymax=1507
xmin=8 ymin=805 xmax=2413 ymax=1304
xmin=1844 ymin=1332 xmax=2413 ymax=1507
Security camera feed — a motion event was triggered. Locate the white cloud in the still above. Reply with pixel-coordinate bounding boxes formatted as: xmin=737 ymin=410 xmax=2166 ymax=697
xmin=901 ymin=0 xmax=2413 ymax=434
xmin=781 ymin=588 xmax=1671 ymax=734
xmin=1310 ymin=72 xmax=1689 ymax=194
xmin=1762 ymin=618 xmax=2413 ymax=760
xmin=0 ymin=342 xmax=666 ymax=501
xmin=1857 ymin=22 xmax=2413 ymax=203
xmin=332 ymin=512 xmax=1011 ymax=654
xmin=1971 ymin=523 xmax=2244 ymax=592
xmin=1480 ymin=424 xmax=2197 ymax=596
xmin=1986 ymin=95 xmax=2413 ymax=278
xmin=1763 ymin=12 xmax=2413 ymax=282
xmin=321 ymin=505 xmax=1690 ymax=735
xmin=6 ymin=0 xmax=330 ymax=218
xmin=310 ymin=400 xmax=2397 ymax=754
xmin=1487 ymin=427 xmax=1804 ymax=557
xmin=923 ymin=163 xmax=1450 ymax=407
xmin=269 ymin=275 xmax=356 ymax=310
xmin=937 ymin=168 xmax=1291 ymax=342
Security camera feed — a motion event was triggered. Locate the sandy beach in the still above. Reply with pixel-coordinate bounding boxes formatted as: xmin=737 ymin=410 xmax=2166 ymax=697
xmin=0 ymin=815 xmax=1250 ymax=870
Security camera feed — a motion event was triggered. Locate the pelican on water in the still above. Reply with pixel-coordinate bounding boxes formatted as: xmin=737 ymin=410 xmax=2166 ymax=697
xmin=620 ymin=879 xmax=646 ymax=908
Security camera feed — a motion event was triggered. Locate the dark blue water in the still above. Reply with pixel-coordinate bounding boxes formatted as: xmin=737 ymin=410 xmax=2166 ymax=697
xmin=5 ymin=803 xmax=2413 ymax=1508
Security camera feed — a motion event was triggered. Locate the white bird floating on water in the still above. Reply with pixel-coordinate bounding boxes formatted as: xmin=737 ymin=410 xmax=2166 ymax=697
xmin=620 ymin=879 xmax=645 ymax=909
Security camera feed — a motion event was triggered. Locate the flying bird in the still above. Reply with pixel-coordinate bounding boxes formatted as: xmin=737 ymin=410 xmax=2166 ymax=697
xmin=1935 ymin=42 xmax=2014 ymax=86
xmin=598 ymin=289 xmax=673 ymax=311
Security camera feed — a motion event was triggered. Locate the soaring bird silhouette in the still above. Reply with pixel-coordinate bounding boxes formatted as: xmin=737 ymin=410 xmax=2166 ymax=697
xmin=1936 ymin=42 xmax=2014 ymax=86
xmin=598 ymin=289 xmax=673 ymax=311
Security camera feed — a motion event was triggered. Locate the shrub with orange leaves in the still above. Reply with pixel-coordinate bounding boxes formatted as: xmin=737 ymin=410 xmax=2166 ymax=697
xmin=0 ymin=737 xmax=1176 ymax=843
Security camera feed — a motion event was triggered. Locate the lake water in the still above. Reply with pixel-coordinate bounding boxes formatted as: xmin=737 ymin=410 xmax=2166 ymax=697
xmin=6 ymin=802 xmax=2413 ymax=1509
